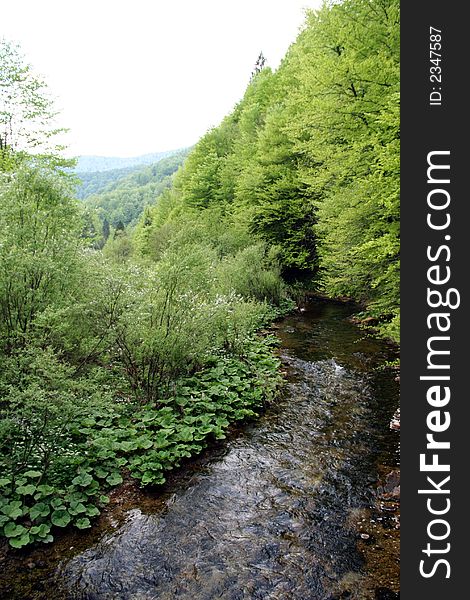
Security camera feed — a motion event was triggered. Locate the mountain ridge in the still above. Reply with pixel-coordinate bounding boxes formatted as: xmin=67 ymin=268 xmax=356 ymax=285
xmin=75 ymin=149 xmax=187 ymax=173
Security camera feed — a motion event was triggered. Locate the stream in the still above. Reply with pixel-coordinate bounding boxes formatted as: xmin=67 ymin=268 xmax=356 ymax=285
xmin=0 ymin=299 xmax=400 ymax=599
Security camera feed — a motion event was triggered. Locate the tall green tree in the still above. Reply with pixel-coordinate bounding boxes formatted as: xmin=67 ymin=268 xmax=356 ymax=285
xmin=283 ymin=0 xmax=400 ymax=336
xmin=0 ymin=39 xmax=67 ymax=161
xmin=134 ymin=0 xmax=400 ymax=339
xmin=0 ymin=166 xmax=81 ymax=348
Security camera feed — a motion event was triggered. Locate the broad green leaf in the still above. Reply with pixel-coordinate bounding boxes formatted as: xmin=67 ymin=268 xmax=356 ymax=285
xmin=85 ymin=506 xmax=100 ymax=517
xmin=93 ymin=467 xmax=109 ymax=479
xmin=4 ymin=522 xmax=27 ymax=538
xmin=119 ymin=440 xmax=137 ymax=452
xmin=72 ymin=473 xmax=93 ymax=487
xmin=29 ymin=502 xmax=50 ymax=520
xmin=23 ymin=470 xmax=42 ymax=479
xmin=16 ymin=484 xmax=37 ymax=496
xmin=68 ymin=501 xmax=87 ymax=516
xmin=9 ymin=533 xmax=31 ymax=548
xmin=30 ymin=523 xmax=51 ymax=537
xmin=84 ymin=481 xmax=100 ymax=495
xmin=75 ymin=518 xmax=91 ymax=530
xmin=2 ymin=501 xmax=23 ymax=519
xmin=35 ymin=485 xmax=55 ymax=499
xmin=51 ymin=509 xmax=71 ymax=527
xmin=106 ymin=472 xmax=123 ymax=486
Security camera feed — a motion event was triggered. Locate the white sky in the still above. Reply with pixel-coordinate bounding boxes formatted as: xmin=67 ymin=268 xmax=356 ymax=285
xmin=2 ymin=0 xmax=321 ymax=158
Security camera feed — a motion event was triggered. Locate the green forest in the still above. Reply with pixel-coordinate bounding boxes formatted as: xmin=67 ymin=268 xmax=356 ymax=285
xmin=0 ymin=0 xmax=399 ymax=550
xmin=80 ymin=149 xmax=190 ymax=235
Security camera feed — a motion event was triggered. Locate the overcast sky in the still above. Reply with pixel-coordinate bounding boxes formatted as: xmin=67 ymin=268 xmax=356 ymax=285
xmin=2 ymin=0 xmax=321 ymax=157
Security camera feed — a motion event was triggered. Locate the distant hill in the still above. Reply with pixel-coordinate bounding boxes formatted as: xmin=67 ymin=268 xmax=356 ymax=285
xmin=81 ymin=149 xmax=190 ymax=228
xmin=75 ymin=148 xmax=191 ymax=200
xmin=75 ymin=150 xmax=184 ymax=174
xmin=76 ymin=165 xmax=147 ymax=200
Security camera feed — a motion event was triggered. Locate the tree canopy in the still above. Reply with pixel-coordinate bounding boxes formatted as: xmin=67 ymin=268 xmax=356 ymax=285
xmin=135 ymin=0 xmax=400 ymax=338
xmin=0 ymin=38 xmax=66 ymax=161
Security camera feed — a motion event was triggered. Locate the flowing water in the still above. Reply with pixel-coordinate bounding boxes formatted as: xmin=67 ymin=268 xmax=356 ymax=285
xmin=0 ymin=299 xmax=400 ymax=599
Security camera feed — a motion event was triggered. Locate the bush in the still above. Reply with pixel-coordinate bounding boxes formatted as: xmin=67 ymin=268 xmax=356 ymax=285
xmin=217 ymin=243 xmax=284 ymax=305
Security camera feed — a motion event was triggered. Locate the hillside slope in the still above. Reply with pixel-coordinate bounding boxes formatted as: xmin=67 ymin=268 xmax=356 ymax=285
xmin=82 ymin=149 xmax=190 ymax=228
xmin=75 ymin=150 xmax=184 ymax=173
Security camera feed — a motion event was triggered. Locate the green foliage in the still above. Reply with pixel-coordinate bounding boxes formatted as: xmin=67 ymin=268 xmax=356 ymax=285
xmin=0 ymin=334 xmax=281 ymax=548
xmin=76 ymin=164 xmax=143 ymax=199
xmin=134 ymin=0 xmax=399 ymax=338
xmin=81 ymin=150 xmax=190 ymax=228
xmin=0 ymin=4 xmax=400 ymax=550
xmin=0 ymin=164 xmax=81 ymax=347
xmin=283 ymin=0 xmax=400 ymax=337
xmin=0 ymin=38 xmax=68 ymax=158
xmin=0 ymin=158 xmax=286 ymax=550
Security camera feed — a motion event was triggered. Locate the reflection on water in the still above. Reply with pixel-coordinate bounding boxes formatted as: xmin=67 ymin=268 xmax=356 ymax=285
xmin=1 ymin=300 xmax=400 ymax=599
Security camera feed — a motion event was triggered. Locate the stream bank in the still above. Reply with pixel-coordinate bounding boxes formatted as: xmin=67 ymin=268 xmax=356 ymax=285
xmin=0 ymin=299 xmax=399 ymax=599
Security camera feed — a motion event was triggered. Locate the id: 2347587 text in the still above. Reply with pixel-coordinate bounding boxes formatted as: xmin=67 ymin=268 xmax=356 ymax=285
xmin=429 ymin=26 xmax=442 ymax=106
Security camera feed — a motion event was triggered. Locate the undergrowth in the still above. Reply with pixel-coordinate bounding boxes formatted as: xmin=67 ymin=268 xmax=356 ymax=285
xmin=0 ymin=336 xmax=281 ymax=549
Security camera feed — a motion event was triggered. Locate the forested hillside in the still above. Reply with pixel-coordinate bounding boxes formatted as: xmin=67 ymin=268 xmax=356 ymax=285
xmin=80 ymin=149 xmax=190 ymax=228
xmin=134 ymin=0 xmax=399 ymax=339
xmin=75 ymin=151 xmax=181 ymax=173
xmin=0 ymin=0 xmax=399 ymax=551
xmin=75 ymin=165 xmax=144 ymax=200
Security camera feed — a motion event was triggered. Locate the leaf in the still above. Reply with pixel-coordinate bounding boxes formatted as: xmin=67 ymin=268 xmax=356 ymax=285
xmin=0 ymin=478 xmax=12 ymax=487
xmin=2 ymin=501 xmax=23 ymax=519
xmin=30 ymin=523 xmax=51 ymax=538
xmin=23 ymin=470 xmax=42 ymax=479
xmin=99 ymin=495 xmax=110 ymax=504
xmin=4 ymin=522 xmax=27 ymax=538
xmin=16 ymin=484 xmax=37 ymax=496
xmin=119 ymin=440 xmax=138 ymax=452
xmin=75 ymin=518 xmax=91 ymax=530
xmin=152 ymin=434 xmax=171 ymax=449
xmin=34 ymin=484 xmax=55 ymax=499
xmin=106 ymin=472 xmax=123 ymax=486
xmin=9 ymin=533 xmax=31 ymax=548
xmin=136 ymin=436 xmax=153 ymax=450
xmin=177 ymin=426 xmax=195 ymax=442
xmin=93 ymin=467 xmax=109 ymax=479
xmin=140 ymin=471 xmax=165 ymax=486
xmin=85 ymin=506 xmax=100 ymax=517
xmin=67 ymin=502 xmax=87 ymax=516
xmin=213 ymin=428 xmax=226 ymax=440
xmin=96 ymin=450 xmax=114 ymax=460
xmin=141 ymin=411 xmax=157 ymax=422
xmin=29 ymin=502 xmax=50 ymax=520
xmin=65 ymin=491 xmax=88 ymax=504
xmin=51 ymin=509 xmax=71 ymax=527
xmin=71 ymin=473 xmax=93 ymax=487
xmin=51 ymin=498 xmax=66 ymax=510
xmin=78 ymin=466 xmax=93 ymax=475
xmin=84 ymin=481 xmax=100 ymax=495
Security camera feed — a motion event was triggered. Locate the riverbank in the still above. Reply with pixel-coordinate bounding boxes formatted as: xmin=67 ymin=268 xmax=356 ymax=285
xmin=0 ymin=300 xmax=400 ymax=599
